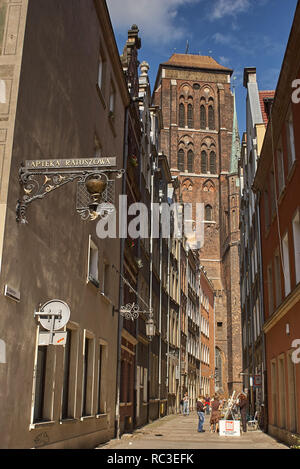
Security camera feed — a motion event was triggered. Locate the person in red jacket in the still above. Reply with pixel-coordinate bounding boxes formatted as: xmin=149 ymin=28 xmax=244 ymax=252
xmin=196 ymin=396 xmax=206 ymax=433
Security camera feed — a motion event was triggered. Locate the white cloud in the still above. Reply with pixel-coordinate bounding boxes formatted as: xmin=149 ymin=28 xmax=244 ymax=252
xmin=210 ymin=0 xmax=269 ymax=20
xmin=106 ymin=0 xmax=199 ymax=44
xmin=211 ymin=0 xmax=250 ymax=19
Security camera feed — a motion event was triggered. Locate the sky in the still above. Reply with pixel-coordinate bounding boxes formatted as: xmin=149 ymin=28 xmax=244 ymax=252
xmin=107 ymin=0 xmax=298 ymax=134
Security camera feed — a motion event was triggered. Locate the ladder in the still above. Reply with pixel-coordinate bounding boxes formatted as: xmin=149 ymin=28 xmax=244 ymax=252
xmin=224 ymin=391 xmax=237 ymax=420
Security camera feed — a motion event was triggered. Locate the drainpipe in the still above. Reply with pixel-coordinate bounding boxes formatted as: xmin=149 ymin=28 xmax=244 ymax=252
xmin=178 ymin=236 xmax=181 ymax=413
xmin=115 ymin=105 xmax=129 ymax=440
xmin=158 ymin=192 xmax=162 ymax=416
xmin=147 ymin=154 xmax=155 ymax=423
xmin=166 ymin=235 xmax=171 ymax=413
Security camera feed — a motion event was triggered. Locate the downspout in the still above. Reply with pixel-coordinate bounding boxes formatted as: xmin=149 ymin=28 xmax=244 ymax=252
xmin=115 ymin=105 xmax=129 ymax=439
xmin=166 ymin=235 xmax=171 ymax=413
xmin=158 ymin=192 xmax=162 ymax=416
xmin=147 ymin=153 xmax=155 ymax=423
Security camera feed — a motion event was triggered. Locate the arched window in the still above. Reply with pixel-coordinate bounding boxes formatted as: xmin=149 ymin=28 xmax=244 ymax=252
xmin=178 ymin=149 xmax=184 ymax=172
xmin=208 ymin=105 xmax=215 ymax=130
xmin=200 ymin=105 xmax=206 ymax=129
xmin=201 ymin=150 xmax=207 ymax=173
xmin=205 ymin=205 xmax=213 ymax=221
xmin=187 ymin=150 xmax=194 ymax=173
xmin=179 ymin=103 xmax=185 ymax=128
xmin=187 ymin=104 xmax=193 ymax=129
xmin=210 ymin=151 xmax=217 ymax=174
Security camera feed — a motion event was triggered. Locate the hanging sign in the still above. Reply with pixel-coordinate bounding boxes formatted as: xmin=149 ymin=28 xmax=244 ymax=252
xmin=25 ymin=157 xmax=117 ymax=170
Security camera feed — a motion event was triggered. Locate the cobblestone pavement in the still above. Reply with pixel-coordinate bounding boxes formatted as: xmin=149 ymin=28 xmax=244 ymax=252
xmin=97 ymin=413 xmax=289 ymax=450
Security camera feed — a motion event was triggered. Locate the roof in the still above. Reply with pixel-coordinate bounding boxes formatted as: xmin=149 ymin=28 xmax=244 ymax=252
xmin=259 ymin=91 xmax=275 ymax=124
xmin=162 ymin=54 xmax=232 ymax=73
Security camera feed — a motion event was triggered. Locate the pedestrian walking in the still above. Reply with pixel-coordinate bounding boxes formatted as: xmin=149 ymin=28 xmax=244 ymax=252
xmin=179 ymin=397 xmax=184 ymax=414
xmin=237 ymin=392 xmax=248 ymax=433
xmin=205 ymin=396 xmax=211 ymax=415
xmin=196 ymin=396 xmax=206 ymax=433
xmin=183 ymin=392 xmax=189 ymax=416
xmin=210 ymin=394 xmax=221 ymax=433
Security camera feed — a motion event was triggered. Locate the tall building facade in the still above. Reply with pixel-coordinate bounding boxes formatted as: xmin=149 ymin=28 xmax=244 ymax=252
xmin=153 ymin=53 xmax=243 ymax=397
xmin=0 ymin=0 xmax=129 ymax=448
xmin=253 ymin=2 xmax=300 ymax=446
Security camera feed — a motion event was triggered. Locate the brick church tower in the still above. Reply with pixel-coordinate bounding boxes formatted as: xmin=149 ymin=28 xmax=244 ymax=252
xmin=153 ymin=54 xmax=243 ymax=396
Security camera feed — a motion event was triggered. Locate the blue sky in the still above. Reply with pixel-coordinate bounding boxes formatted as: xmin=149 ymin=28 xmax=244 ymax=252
xmin=107 ymin=0 xmax=298 ymax=133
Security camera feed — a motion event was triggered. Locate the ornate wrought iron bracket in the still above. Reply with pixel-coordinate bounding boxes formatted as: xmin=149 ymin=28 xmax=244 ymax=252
xmin=16 ymin=164 xmax=124 ymax=224
xmin=118 ymin=303 xmax=153 ymax=321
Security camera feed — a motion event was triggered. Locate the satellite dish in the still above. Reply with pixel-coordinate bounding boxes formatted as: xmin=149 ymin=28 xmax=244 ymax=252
xmin=39 ymin=300 xmax=70 ymax=331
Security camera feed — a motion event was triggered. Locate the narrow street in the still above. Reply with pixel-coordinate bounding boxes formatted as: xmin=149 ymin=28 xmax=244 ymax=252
xmin=97 ymin=413 xmax=289 ymax=450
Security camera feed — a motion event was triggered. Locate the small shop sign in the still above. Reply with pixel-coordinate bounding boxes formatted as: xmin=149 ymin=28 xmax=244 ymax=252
xmin=219 ymin=420 xmax=241 ymax=437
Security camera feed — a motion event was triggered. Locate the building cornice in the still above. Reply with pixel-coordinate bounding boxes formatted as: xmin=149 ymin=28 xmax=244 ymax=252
xmin=263 ymin=283 xmax=300 ymax=333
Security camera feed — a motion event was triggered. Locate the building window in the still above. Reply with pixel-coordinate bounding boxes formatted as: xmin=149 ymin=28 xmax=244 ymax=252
xmin=267 ymin=263 xmax=274 ymax=315
xmin=33 ymin=346 xmax=48 ymax=423
xmin=264 ymin=190 xmax=270 ymax=233
xmin=274 ymin=251 xmax=282 ymax=309
xmin=187 ymin=150 xmax=194 ymax=173
xmin=282 ymin=233 xmax=291 ymax=296
xmin=205 ymin=205 xmax=213 ymax=222
xmin=178 ymin=149 xmax=184 ymax=172
xmin=210 ymin=151 xmax=216 ymax=174
xmin=201 ymin=150 xmax=207 ymax=173
xmin=61 ymin=330 xmax=72 ymax=420
xmin=102 ymin=263 xmax=110 ymax=297
xmin=97 ymin=52 xmax=106 ymax=91
xmin=97 ymin=344 xmax=106 ymax=415
xmin=287 ymin=352 xmax=298 ymax=433
xmin=271 ymin=360 xmax=278 ymax=426
xmin=277 ymin=141 xmax=285 ymax=195
xmin=208 ymin=105 xmax=215 ymax=130
xmin=292 ymin=210 xmax=300 ymax=285
xmin=286 ymin=107 xmax=296 ymax=173
xmin=88 ymin=237 xmax=99 ymax=288
xmin=200 ymin=104 xmax=206 ymax=129
xmin=270 ymin=169 xmax=276 ymax=218
xmin=278 ymin=355 xmax=287 ymax=429
xmin=109 ymin=81 xmax=116 ymax=115
xmin=187 ymin=103 xmax=193 ymax=129
xmin=179 ymin=103 xmax=185 ymax=127
xmin=82 ymin=334 xmax=94 ymax=417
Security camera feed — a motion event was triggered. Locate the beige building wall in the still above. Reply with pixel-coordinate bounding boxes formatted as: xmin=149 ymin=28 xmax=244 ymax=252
xmin=0 ymin=0 xmax=128 ymax=449
xmin=0 ymin=0 xmax=29 ymax=271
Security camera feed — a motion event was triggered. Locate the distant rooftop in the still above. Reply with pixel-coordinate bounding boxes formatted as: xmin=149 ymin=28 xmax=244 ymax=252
xmin=259 ymin=91 xmax=275 ymax=124
xmin=162 ymin=54 xmax=232 ymax=73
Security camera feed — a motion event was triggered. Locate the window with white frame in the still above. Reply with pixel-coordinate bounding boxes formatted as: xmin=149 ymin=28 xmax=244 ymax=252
xmin=277 ymin=138 xmax=285 ymax=195
xmin=286 ymin=107 xmax=296 ymax=173
xmin=97 ymin=50 xmax=106 ymax=92
xmin=282 ymin=233 xmax=291 ymax=297
xmin=109 ymin=81 xmax=116 ymax=115
xmin=292 ymin=210 xmax=300 ymax=285
xmin=88 ymin=237 xmax=99 ymax=288
xmin=82 ymin=333 xmax=95 ymax=417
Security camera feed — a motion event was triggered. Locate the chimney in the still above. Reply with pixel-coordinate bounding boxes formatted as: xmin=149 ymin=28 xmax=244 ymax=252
xmin=243 ymin=67 xmax=257 ymax=88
